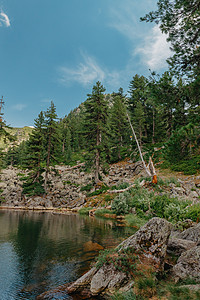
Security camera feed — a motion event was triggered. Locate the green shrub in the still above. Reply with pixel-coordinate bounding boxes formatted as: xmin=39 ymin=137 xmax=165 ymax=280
xmin=95 ymin=208 xmax=114 ymax=217
xmin=104 ymin=194 xmax=112 ymax=202
xmin=185 ymin=203 xmax=200 ymax=222
xmin=130 ymin=188 xmax=153 ymax=213
xmin=78 ymin=207 xmax=92 ymax=215
xmin=111 ymin=192 xmax=130 ymax=215
xmin=80 ymin=183 xmax=93 ymax=192
xmin=111 ymin=182 xmax=130 ymax=190
xmin=88 ymin=184 xmax=109 ymax=196
xmin=151 ymin=195 xmax=190 ymax=221
xmin=165 ymin=123 xmax=200 ymax=164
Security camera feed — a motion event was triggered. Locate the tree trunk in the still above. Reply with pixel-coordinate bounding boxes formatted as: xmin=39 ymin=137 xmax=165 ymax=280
xmin=152 ymin=107 xmax=155 ymax=144
xmin=127 ymin=113 xmax=151 ymax=177
xmin=95 ymin=125 xmax=100 ymax=183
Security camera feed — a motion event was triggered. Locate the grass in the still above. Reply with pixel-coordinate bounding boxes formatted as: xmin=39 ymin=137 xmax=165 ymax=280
xmin=94 ymin=208 xmax=115 ymax=217
xmin=110 ymin=291 xmax=137 ymax=300
xmin=78 ymin=207 xmax=93 ymax=215
xmin=125 ymin=214 xmax=147 ymax=228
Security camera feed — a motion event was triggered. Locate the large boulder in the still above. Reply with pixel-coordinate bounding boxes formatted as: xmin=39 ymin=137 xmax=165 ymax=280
xmin=118 ymin=217 xmax=172 ymax=268
xmin=173 ymin=246 xmax=200 ymax=282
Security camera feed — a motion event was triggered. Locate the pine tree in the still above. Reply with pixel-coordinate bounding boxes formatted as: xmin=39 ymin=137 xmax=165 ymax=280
xmin=22 ymin=111 xmax=45 ymax=196
xmin=44 ymin=101 xmax=61 ymax=190
xmin=109 ymin=92 xmax=129 ymax=161
xmin=128 ymin=75 xmax=149 ymax=142
xmin=65 ymin=127 xmax=72 ymax=162
xmin=141 ymin=0 xmax=200 ymax=77
xmin=83 ymin=81 xmax=108 ymax=183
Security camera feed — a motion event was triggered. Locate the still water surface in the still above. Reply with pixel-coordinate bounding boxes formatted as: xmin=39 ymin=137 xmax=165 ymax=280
xmin=0 ymin=210 xmax=135 ymax=299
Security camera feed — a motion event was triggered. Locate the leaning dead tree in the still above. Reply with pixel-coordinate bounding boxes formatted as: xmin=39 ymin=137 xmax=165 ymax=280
xmin=127 ymin=112 xmax=157 ymax=184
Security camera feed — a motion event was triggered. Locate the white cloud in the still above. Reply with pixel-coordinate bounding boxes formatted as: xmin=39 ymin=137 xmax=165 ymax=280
xmin=135 ymin=25 xmax=171 ymax=70
xmin=0 ymin=11 xmax=10 ymax=27
xmin=109 ymin=3 xmax=139 ymax=42
xmin=108 ymin=0 xmax=171 ymax=72
xmin=12 ymin=104 xmax=27 ymax=111
xmin=59 ymin=53 xmax=105 ymax=87
xmin=58 ymin=52 xmax=122 ymax=89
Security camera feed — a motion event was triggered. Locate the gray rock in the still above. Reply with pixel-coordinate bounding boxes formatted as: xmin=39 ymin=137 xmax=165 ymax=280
xmin=173 ymin=246 xmax=200 ymax=282
xmin=176 ymin=223 xmax=200 ymax=243
xmin=167 ymin=238 xmax=196 ymax=255
xmin=117 ymin=217 xmax=172 ymax=268
xmin=67 ymin=267 xmax=97 ymax=294
xmin=188 ymin=191 xmax=199 ymax=198
xmin=90 ymin=264 xmax=127 ymax=295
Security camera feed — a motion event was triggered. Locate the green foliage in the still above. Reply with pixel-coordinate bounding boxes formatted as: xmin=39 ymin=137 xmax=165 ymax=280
xmin=94 ymin=208 xmax=114 ymax=217
xmin=104 ymin=194 xmax=112 ymax=202
xmin=83 ymin=81 xmax=109 ymax=183
xmin=136 ymin=276 xmax=156 ymax=291
xmin=109 ymin=91 xmax=130 ymax=162
xmin=80 ymin=183 xmax=93 ymax=192
xmin=130 ymin=187 xmax=154 ymax=214
xmin=125 ymin=214 xmax=146 ymax=228
xmin=22 ymin=178 xmax=45 ymax=196
xmin=111 ymin=182 xmax=130 ymax=190
xmin=78 ymin=207 xmax=93 ymax=215
xmin=165 ymin=124 xmax=200 ymax=164
xmin=110 ymin=290 xmax=137 ymax=300
xmin=141 ymin=0 xmax=200 ymax=76
xmin=87 ymin=185 xmax=109 ymax=196
xmin=96 ymin=247 xmax=139 ymax=275
xmin=185 ymin=204 xmax=200 ymax=222
xmin=171 ymin=156 xmax=200 ymax=175
xmin=22 ymin=111 xmax=46 ymax=196
xmin=95 ymin=248 xmax=115 ymax=270
xmin=111 ymin=192 xmax=130 ymax=215
xmin=151 ymin=195 xmax=190 ymax=222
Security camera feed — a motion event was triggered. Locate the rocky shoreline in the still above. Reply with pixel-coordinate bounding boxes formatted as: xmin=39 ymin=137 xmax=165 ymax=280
xmin=1 ymin=162 xmax=200 ymax=210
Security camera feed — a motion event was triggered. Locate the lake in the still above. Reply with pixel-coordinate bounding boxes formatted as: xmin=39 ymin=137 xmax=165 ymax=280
xmin=0 ymin=210 xmax=135 ymax=299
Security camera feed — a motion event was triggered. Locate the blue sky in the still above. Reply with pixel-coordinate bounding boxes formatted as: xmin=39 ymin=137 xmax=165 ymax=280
xmin=0 ymin=0 xmax=171 ymax=127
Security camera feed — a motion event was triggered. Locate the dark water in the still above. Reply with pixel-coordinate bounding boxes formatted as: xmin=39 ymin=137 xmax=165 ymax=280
xmin=0 ymin=210 xmax=135 ymax=299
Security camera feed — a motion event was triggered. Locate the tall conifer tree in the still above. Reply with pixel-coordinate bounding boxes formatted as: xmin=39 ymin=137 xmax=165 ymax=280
xmin=83 ymin=81 xmax=108 ymax=183
xmin=44 ymin=101 xmax=61 ymax=190
xmin=22 ymin=111 xmax=45 ymax=196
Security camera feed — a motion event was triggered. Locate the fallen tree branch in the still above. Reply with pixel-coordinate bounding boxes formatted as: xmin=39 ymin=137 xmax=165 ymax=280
xmin=61 ymin=162 xmax=85 ymax=171
xmin=127 ymin=112 xmax=157 ymax=183
xmin=127 ymin=113 xmax=151 ymax=177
